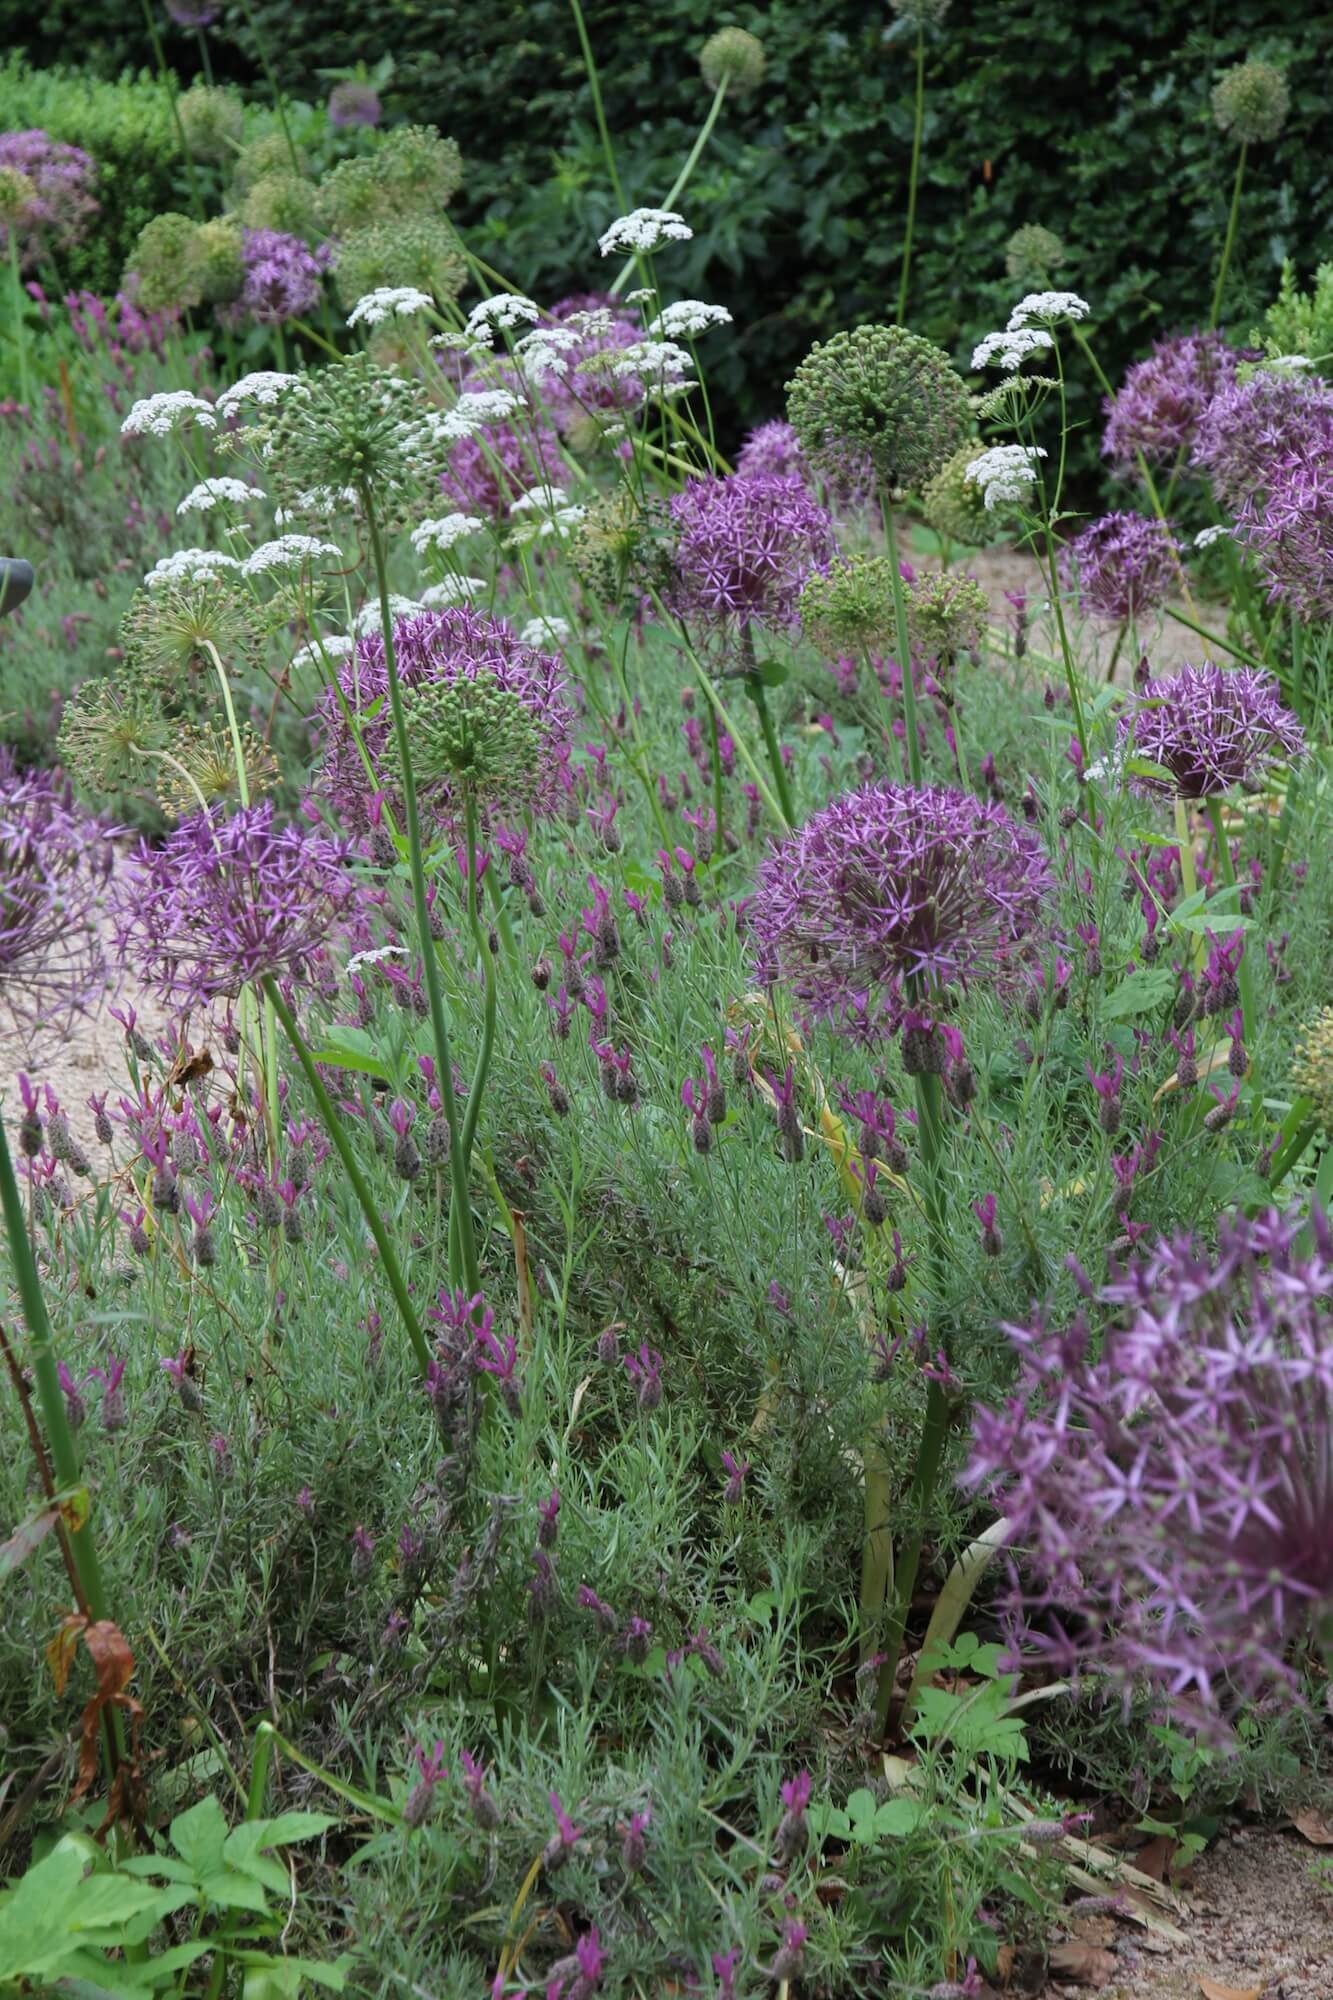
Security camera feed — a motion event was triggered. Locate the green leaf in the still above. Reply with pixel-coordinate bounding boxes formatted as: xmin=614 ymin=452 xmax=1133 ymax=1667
xmin=845 ymin=1787 xmax=877 ymax=1825
xmin=225 ymin=1814 xmax=336 ymax=1858
xmin=806 ymin=1802 xmax=851 ymax=1843
xmin=169 ymin=1795 xmax=230 ymax=1877
xmin=308 ymin=1026 xmax=390 ymax=1082
xmin=194 ymin=1871 xmax=271 ymax=1914
xmin=746 ymin=658 xmax=789 ymax=690
xmin=872 ymin=1798 xmax=927 ymax=1836
xmin=1101 ymin=967 xmax=1175 ymax=1019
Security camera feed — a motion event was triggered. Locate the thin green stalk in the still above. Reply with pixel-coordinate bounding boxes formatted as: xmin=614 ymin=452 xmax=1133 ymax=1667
xmin=1206 ymin=796 xmax=1258 ymax=1049
xmin=235 ymin=0 xmax=301 ymax=171
xmin=362 ymin=486 xmax=480 ymax=1294
xmin=1163 ymin=603 xmax=1268 ymax=672
xmin=609 ymin=77 xmax=730 ymax=297
xmin=137 ymin=0 xmax=205 ymax=220
xmin=881 ymin=503 xmax=924 ymax=785
xmin=746 ymin=673 xmax=796 ymax=828
xmin=8 ymin=233 xmax=28 ymax=407
xmin=567 ymin=0 xmax=627 ymax=211
xmin=261 ymin=977 xmax=431 ymax=1375
xmin=1209 ymin=139 xmax=1247 ymax=330
xmin=896 ymin=30 xmax=926 ymax=325
xmin=458 ymin=791 xmax=498 ymax=1172
xmin=1173 ymin=794 xmax=1205 ymax=974
xmin=706 ymin=695 xmax=725 ymax=861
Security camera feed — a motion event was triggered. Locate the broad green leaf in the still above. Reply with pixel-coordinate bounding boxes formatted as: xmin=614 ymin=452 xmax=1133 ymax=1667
xmin=1101 ymin=967 xmax=1175 ymax=1019
xmin=873 ymin=1798 xmax=927 ymax=1836
xmin=225 ymin=1814 xmax=336 ymax=1858
xmin=169 ymin=1795 xmax=229 ymax=1877
xmin=845 ymin=1787 xmax=877 ymax=1825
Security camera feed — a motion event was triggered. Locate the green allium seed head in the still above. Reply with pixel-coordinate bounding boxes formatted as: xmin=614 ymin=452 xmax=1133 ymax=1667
xmin=1292 ymin=1007 xmax=1333 ymax=1135
xmin=403 ymin=675 xmax=547 ymax=805
xmin=156 ymin=723 xmax=279 ymax=822
xmin=571 ymin=490 xmax=675 ymax=605
xmin=332 ymin=217 xmax=466 ymax=311
xmin=0 ymin=166 xmax=37 ymax=226
xmin=233 ymin=132 xmax=303 ymax=193
xmin=124 ymin=212 xmax=203 ymax=312
xmin=191 ymin=217 xmax=245 ymax=304
xmin=121 ymin=578 xmax=263 ymax=691
xmin=242 ymin=171 xmax=321 ymax=239
xmin=888 ymin=0 xmax=951 ymax=29
xmin=257 ymin=353 xmax=438 ymax=510
xmin=57 ymin=673 xmax=171 ymax=795
xmin=1004 ymin=223 xmax=1067 ymax=288
xmin=921 ymin=443 xmax=997 ymax=544
xmin=799 ymin=555 xmax=900 ymax=654
xmin=1211 ymin=59 xmax=1289 ymax=145
xmin=904 ymin=570 xmax=988 ymax=659
xmin=321 ymin=123 xmax=463 ymax=233
xmin=700 ymin=27 xmax=767 ymax=96
xmin=177 ymin=84 xmax=244 ymax=164
xmin=786 ymin=324 xmax=970 ymax=493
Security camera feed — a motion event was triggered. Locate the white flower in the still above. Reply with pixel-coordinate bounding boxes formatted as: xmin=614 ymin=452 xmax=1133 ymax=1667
xmin=611 ymin=338 xmax=692 ymax=380
xmin=514 ymin=325 xmax=579 ymax=385
xmin=623 ymin=287 xmax=657 ymax=307
xmin=509 ymin=507 xmax=586 ymax=545
xmin=274 ymin=485 xmax=360 ymax=525
xmin=971 ymin=327 xmax=1055 ymax=372
xmin=509 ymin=485 xmax=570 ymax=515
xmin=464 ymin=293 xmax=540 ymax=341
xmin=423 ymin=388 xmax=521 ymax=444
xmin=419 ymin=577 xmax=487 ymax=606
xmin=647 ymin=300 xmax=732 ymax=338
xmin=144 ymin=548 xmax=241 ymax=588
xmin=122 ymin=391 xmax=217 ymax=438
xmin=1082 ymin=747 xmax=1124 ymax=789
xmin=353 ymin=593 xmax=422 ymax=634
xmin=597 ymin=208 xmax=693 ymax=257
xmin=1265 ymin=353 xmax=1315 ymax=373
xmin=215 ymin=371 xmax=299 ymax=414
xmin=346 ymin=944 xmax=408 ymax=974
xmin=519 ymin=616 xmax=572 ymax=648
xmin=346 ymin=286 xmax=435 ymax=328
xmin=240 ymin=535 xmax=341 ymax=576
xmin=1006 ymin=291 xmax=1091 ymax=330
xmin=177 ymin=477 xmax=261 ymax=514
xmin=1194 ymin=524 xmax=1230 ymax=549
xmin=411 ymin=513 xmax=484 ymax=555
xmin=562 ymin=306 xmax=614 ymax=337
xmin=965 ymin=444 xmax=1047 ymax=510
xmin=291 ymin=633 xmax=356 ymax=671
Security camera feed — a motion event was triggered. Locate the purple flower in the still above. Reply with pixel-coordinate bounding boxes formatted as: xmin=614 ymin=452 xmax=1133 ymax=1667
xmin=439 ymin=370 xmax=561 ymax=517
xmin=112 ymin=804 xmax=367 ymax=1007
xmin=541 ymin=292 xmax=646 ymax=433
xmin=966 ymin=1206 xmax=1333 ymax=1714
xmin=222 ymin=229 xmax=326 ymax=328
xmin=459 ymin=1748 xmax=501 ymax=1829
xmin=1121 ymin=662 xmax=1304 ymax=799
xmin=623 ymin=1342 xmax=664 ymax=1412
xmin=1234 ymin=443 xmax=1333 ymax=623
xmin=1101 ymin=330 xmax=1243 ymax=473
xmin=541 ymin=1790 xmax=582 ymax=1871
xmin=402 ymin=1740 xmax=448 ymax=1828
xmin=667 ymin=473 xmax=834 ymax=639
xmin=1060 ymin=511 xmax=1181 ymax=622
xmin=720 ymin=1449 xmax=750 ymax=1502
xmin=774 ymin=1769 xmax=811 ymax=1864
xmin=165 ymin=0 xmax=221 ymax=23
xmin=736 ymin=419 xmax=811 ymax=483
xmin=1193 ymin=370 xmax=1333 ymax=513
xmin=749 ymin=782 xmax=1052 ymax=1020
xmin=1 ymin=751 xmax=110 ymax=1052
xmin=327 ymin=81 xmax=382 ymax=128
xmin=0 ymin=130 xmax=98 ymax=272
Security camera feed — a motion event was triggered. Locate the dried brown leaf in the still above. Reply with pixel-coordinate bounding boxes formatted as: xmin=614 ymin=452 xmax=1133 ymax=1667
xmin=1048 ymin=1942 xmax=1117 ymax=1987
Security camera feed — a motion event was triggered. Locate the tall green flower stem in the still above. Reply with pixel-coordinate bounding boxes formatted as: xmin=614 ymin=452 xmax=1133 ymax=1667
xmin=362 ymin=486 xmax=481 ymax=1296
xmin=738 ymin=622 xmax=796 ymax=826
xmin=654 ymin=594 xmax=790 ymax=832
xmin=1206 ymin=796 xmax=1259 ymax=1048
xmin=880 ymin=502 xmax=924 ymax=787
xmin=1173 ymin=795 xmax=1206 ymax=975
xmin=607 ymin=76 xmax=731 ymax=297
xmin=234 ymin=0 xmax=301 ymax=172
xmin=136 ymin=0 xmax=205 ymax=221
xmin=1209 ymin=140 xmax=1248 ymax=330
xmin=896 ymin=27 xmax=927 ymax=325
xmin=261 ymin=979 xmax=431 ymax=1375
xmin=458 ymin=791 xmax=498 ymax=1175
xmin=567 ymin=0 xmax=627 ymax=212
xmin=8 ymin=232 xmax=28 ymax=408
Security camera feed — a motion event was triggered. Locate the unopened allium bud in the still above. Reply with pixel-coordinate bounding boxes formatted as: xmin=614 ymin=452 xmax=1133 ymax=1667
xmin=1211 ymin=59 xmax=1289 ymax=145
xmin=700 ymin=26 xmax=766 ymax=96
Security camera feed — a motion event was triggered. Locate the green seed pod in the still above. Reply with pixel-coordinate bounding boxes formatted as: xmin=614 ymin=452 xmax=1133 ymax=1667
xmin=1211 ymin=59 xmax=1289 ymax=145
xmin=177 ymin=84 xmax=244 ymax=164
xmin=699 ymin=27 xmax=766 ymax=96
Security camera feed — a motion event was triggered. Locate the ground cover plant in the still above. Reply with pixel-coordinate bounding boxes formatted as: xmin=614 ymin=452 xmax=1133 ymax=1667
xmin=1 ymin=13 xmax=1332 ymax=2000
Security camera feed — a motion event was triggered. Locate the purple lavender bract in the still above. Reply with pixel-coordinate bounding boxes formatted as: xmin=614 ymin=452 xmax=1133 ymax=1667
xmin=667 ymin=472 xmax=833 ymax=637
xmin=749 ymin=782 xmax=1052 ymax=1016
xmin=113 ymin=803 xmax=364 ymax=1006
xmin=966 ymin=1206 xmax=1333 ymax=1712
xmin=1101 ymin=331 xmax=1242 ymax=473
xmin=1 ymin=751 xmax=110 ymax=1051
xmin=1121 ymin=661 xmax=1303 ymax=799
xmin=1060 ymin=511 xmax=1180 ymax=622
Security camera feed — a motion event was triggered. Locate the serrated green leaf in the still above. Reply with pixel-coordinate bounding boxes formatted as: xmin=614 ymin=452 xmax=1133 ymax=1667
xmin=873 ymin=1798 xmax=927 ymax=1836
xmin=169 ymin=1795 xmax=229 ymax=1876
xmin=1101 ymin=966 xmax=1175 ymax=1018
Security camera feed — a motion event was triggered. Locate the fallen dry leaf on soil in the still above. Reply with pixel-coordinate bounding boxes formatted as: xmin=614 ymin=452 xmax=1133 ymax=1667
xmin=1196 ymin=1978 xmax=1263 ymax=2000
xmin=1047 ymin=1942 xmax=1117 ymax=1987
xmin=1290 ymin=1806 xmax=1333 ymax=1845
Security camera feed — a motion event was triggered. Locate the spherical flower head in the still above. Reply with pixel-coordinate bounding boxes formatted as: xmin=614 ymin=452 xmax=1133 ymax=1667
xmin=112 ymin=803 xmax=365 ymax=1007
xmin=1121 ymin=661 xmax=1304 ymax=800
xmin=57 ymin=673 xmax=172 ymax=795
xmin=232 ymin=132 xmax=299 ymax=194
xmin=320 ymin=125 xmax=462 ymax=233
xmin=333 ymin=218 xmax=466 ymax=313
xmin=749 ymin=781 xmax=1053 ymax=1018
xmin=316 ymin=607 xmax=575 ymax=834
xmin=224 ymin=228 xmax=325 ymax=327
xmin=904 ymin=569 xmax=988 ymax=658
xmin=570 ymin=488 xmax=675 ymax=605
xmin=0 ymin=166 xmax=36 ymax=227
xmin=1004 ymin=223 xmax=1066 ymax=288
xmin=0 ymin=130 xmax=98 ymax=271
xmin=700 ymin=27 xmax=766 ymax=96
xmin=666 ymin=472 xmax=834 ymax=637
xmin=177 ymin=84 xmax=244 ymax=163
xmin=1060 ymin=511 xmax=1180 ymax=622
xmin=737 ymin=420 xmax=810 ymax=484
xmin=1102 ymin=330 xmax=1242 ymax=474
xmin=1234 ymin=446 xmax=1333 ymax=623
xmin=967 ymin=1205 xmax=1333 ymax=1713
xmin=191 ymin=218 xmax=245 ymax=305
xmin=256 ymin=354 xmax=437 ymax=512
xmin=241 ymin=171 xmax=321 ymax=240
xmin=124 ymin=212 xmax=202 ymax=313
xmin=799 ymin=553 xmax=900 ymax=654
xmin=921 ymin=443 xmax=996 ymax=544
xmin=328 ymin=81 xmax=382 ymax=128
xmin=597 ymin=209 xmax=693 ymax=257
xmin=1212 ymin=59 xmax=1289 ymax=144
xmin=786 ymin=324 xmax=969 ymax=492
xmin=1193 ymin=371 xmax=1333 ymax=514
xmin=120 ymin=575 xmax=263 ymax=692
xmin=1 ymin=751 xmax=109 ymax=1053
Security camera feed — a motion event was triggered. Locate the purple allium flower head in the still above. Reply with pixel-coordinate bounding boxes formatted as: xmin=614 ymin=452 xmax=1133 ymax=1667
xmin=222 ymin=229 xmax=326 ymax=328
xmin=316 ymin=607 xmax=575 ymax=835
xmin=0 ymin=130 xmax=98 ymax=272
xmin=327 ymin=81 xmax=382 ymax=128
xmin=1 ymin=752 xmax=110 ymax=1052
xmin=736 ymin=419 xmax=811 ymax=483
xmin=1060 ymin=511 xmax=1181 ymax=622
xmin=1101 ymin=330 xmax=1243 ymax=473
xmin=1120 ymin=662 xmax=1304 ymax=800
xmin=1193 ymin=370 xmax=1333 ymax=513
xmin=542 ymin=291 xmax=646 ymax=431
xmin=1234 ymin=443 xmax=1333 ymax=623
xmin=165 ymin=0 xmax=221 ymax=23
xmin=112 ymin=803 xmax=367 ymax=1007
xmin=749 ymin=781 xmax=1052 ymax=1019
xmin=966 ymin=1206 xmax=1333 ymax=1714
xmin=438 ymin=371 xmax=561 ymax=517
xmin=666 ymin=472 xmax=834 ymax=638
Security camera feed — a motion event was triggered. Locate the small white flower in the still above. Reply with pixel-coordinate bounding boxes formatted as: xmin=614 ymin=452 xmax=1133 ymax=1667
xmin=965 ymin=444 xmax=1047 ymax=510
xmin=1194 ymin=524 xmax=1230 ymax=549
xmin=410 ymin=513 xmax=484 ymax=555
xmin=519 ymin=616 xmax=572 ymax=648
xmin=464 ymin=293 xmax=540 ymax=341
xmin=419 ymin=577 xmax=487 ymax=606
xmin=971 ymin=327 xmax=1055 ymax=372
xmin=177 ymin=477 xmax=261 ymax=514
xmin=274 ymin=485 xmax=360 ymax=525
xmin=291 ymin=633 xmax=356 ymax=671
xmin=346 ymin=286 xmax=435 ymax=328
xmin=144 ymin=548 xmax=241 ymax=588
xmin=647 ymin=300 xmax=732 ymax=339
xmin=216 ymin=371 xmax=299 ymax=414
xmin=1265 ymin=353 xmax=1315 ymax=373
xmin=563 ymin=306 xmax=615 ymax=337
xmin=353 ymin=594 xmax=422 ymax=634
xmin=346 ymin=944 xmax=409 ymax=974
xmin=509 ymin=485 xmax=570 ymax=516
xmin=122 ymin=391 xmax=217 ymax=438
xmin=509 ymin=507 xmax=586 ymax=545
xmin=240 ymin=535 xmax=341 ymax=576
xmin=1006 ymin=291 xmax=1091 ymax=330
xmin=611 ymin=338 xmax=693 ymax=380
xmin=597 ymin=208 xmax=693 ymax=257
xmin=517 ymin=341 xmax=572 ymax=386
xmin=623 ymin=287 xmax=657 ymax=307
xmin=1082 ymin=747 xmax=1124 ymax=789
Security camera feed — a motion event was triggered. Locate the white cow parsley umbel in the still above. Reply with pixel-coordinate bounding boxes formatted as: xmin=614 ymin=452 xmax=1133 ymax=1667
xmin=598 ymin=209 xmax=693 ymax=256
xmin=965 ymin=444 xmax=1048 ymax=510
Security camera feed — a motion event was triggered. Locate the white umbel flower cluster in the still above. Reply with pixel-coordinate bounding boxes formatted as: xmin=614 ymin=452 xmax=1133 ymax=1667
xmin=122 ymin=391 xmax=217 ymax=437
xmin=346 ymin=286 xmax=434 ymax=328
xmin=274 ymin=485 xmax=360 ymax=525
xmin=519 ymin=616 xmax=572 ymax=648
xmin=1007 ymin=291 xmax=1090 ymax=329
xmin=421 ymin=388 xmax=521 ymax=446
xmin=177 ymin=477 xmax=261 ymax=514
xmin=971 ymin=327 xmax=1055 ymax=372
xmin=410 ymin=512 xmax=484 ymax=555
xmin=420 ymin=577 xmax=487 ymax=606
xmin=216 ymin=371 xmax=298 ymax=414
xmin=465 ymin=293 xmax=540 ymax=341
xmin=1194 ymin=524 xmax=1230 ymax=549
xmin=598 ymin=208 xmax=693 ymax=256
xmin=353 ymin=594 xmax=422 ymax=634
xmin=144 ymin=548 xmax=241 ymax=588
xmin=509 ymin=485 xmax=571 ymax=515
xmin=514 ymin=325 xmax=579 ymax=386
xmin=508 ymin=484 xmax=586 ymax=543
xmin=647 ymin=300 xmax=733 ymax=338
xmin=290 ymin=633 xmax=355 ymax=671
xmin=610 ymin=338 xmax=693 ymax=381
xmin=965 ymin=444 xmax=1047 ymax=509
xmin=240 ymin=536 xmax=342 ymax=576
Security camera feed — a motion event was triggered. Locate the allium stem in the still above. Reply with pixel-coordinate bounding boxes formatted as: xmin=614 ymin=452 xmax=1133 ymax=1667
xmin=608 ymin=76 xmax=730 ymax=298
xmin=458 ymin=789 xmax=497 ymax=1173
xmin=874 ymin=1376 xmax=951 ymax=1734
xmin=1173 ymin=795 xmax=1206 ymax=974
xmin=362 ymin=486 xmax=480 ymax=1297
xmin=261 ymin=976 xmax=432 ymax=1376
xmin=881 ymin=504 xmax=923 ymax=786
xmin=566 ymin=0 xmax=627 ymax=211
xmin=747 ymin=674 xmax=795 ymax=827
xmin=896 ymin=30 xmax=926 ymax=326
xmin=1206 ymin=796 xmax=1258 ymax=1049
xmin=8 ymin=230 xmax=28 ymax=409
xmin=1209 ymin=139 xmax=1248 ymax=331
